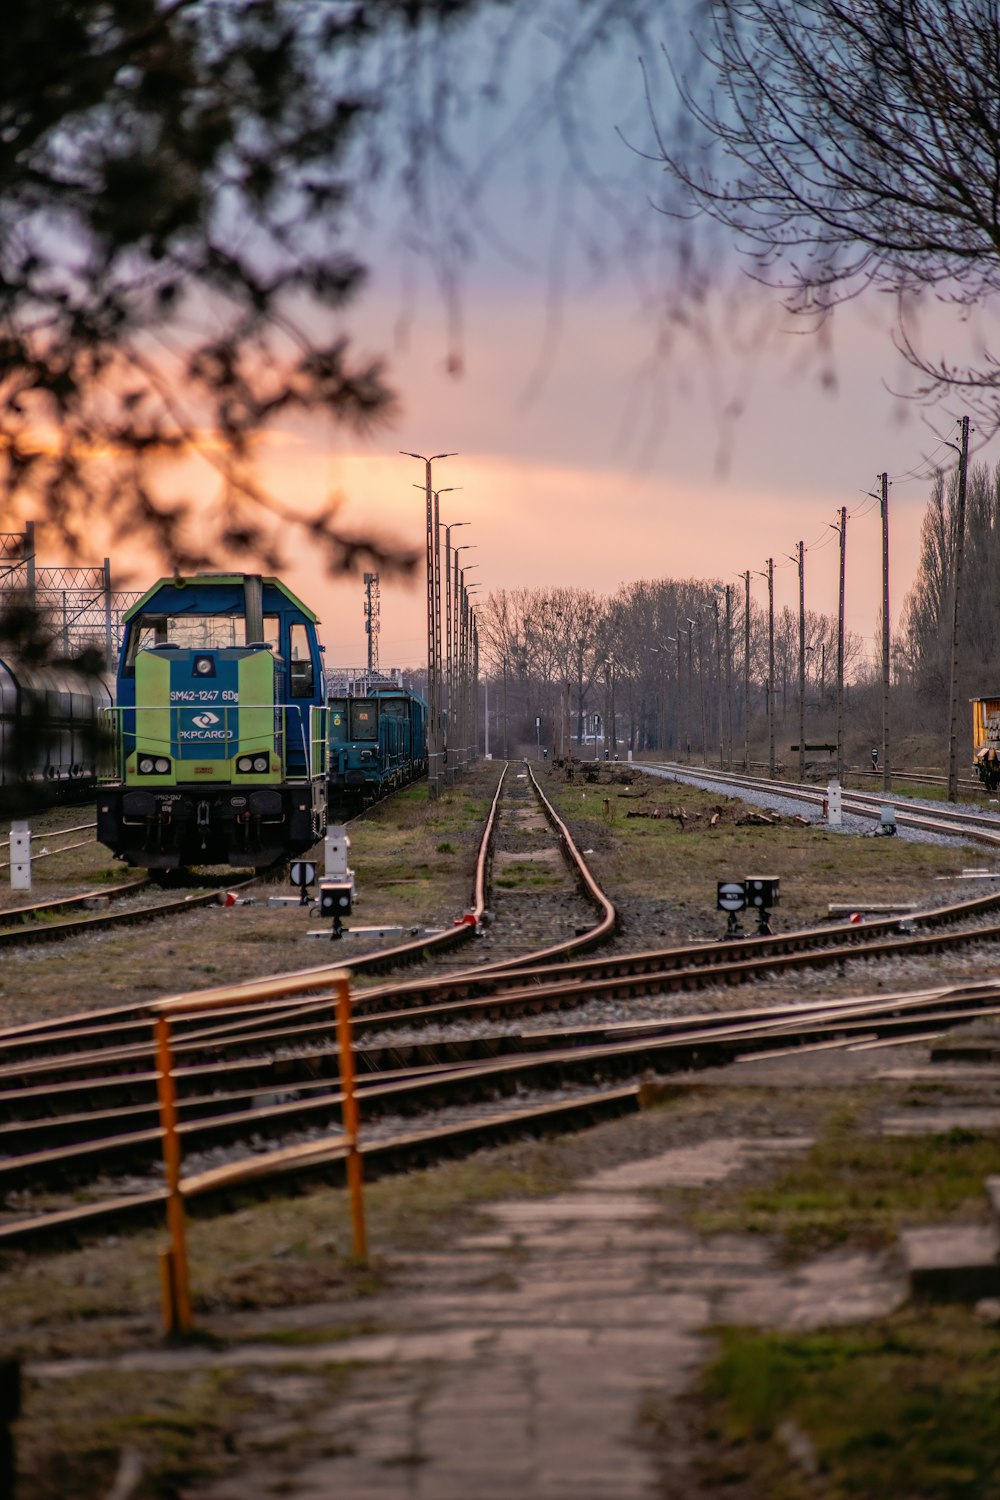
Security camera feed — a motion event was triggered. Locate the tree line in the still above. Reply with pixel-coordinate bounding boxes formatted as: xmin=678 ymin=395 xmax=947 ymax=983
xmin=476 ymin=457 xmax=1000 ymax=769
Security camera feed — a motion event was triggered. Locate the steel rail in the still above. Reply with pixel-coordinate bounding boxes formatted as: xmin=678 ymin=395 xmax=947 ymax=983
xmin=3 ymin=980 xmax=998 ymax=1246
xmin=0 ymin=758 xmax=617 ymax=1059
xmin=3 ymin=873 xmax=1000 ymax=1088
xmin=0 ymin=878 xmax=148 ymax=927
xmin=0 ymin=877 xmax=256 ymax=948
xmin=645 ymin=761 xmax=1000 ymax=845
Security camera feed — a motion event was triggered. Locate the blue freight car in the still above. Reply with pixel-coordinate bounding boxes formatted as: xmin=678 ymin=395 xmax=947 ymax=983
xmin=96 ymin=574 xmax=328 ymax=869
xmin=328 ymin=680 xmax=428 ymax=809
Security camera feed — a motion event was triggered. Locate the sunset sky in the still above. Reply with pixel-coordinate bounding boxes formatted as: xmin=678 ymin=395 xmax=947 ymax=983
xmin=44 ymin=10 xmax=1000 ymax=675
xmin=268 ymin=14 xmax=1000 ymax=675
xmin=277 ymin=272 xmax=997 ymax=675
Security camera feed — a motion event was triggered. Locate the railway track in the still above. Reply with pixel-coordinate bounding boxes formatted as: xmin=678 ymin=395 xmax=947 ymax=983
xmin=0 ymin=777 xmax=450 ymax=947
xmin=3 ymin=975 xmax=997 ymax=1249
xmin=0 ymin=760 xmax=620 ymax=1239
xmin=0 ymin=819 xmax=99 ymax=872
xmin=644 ymin=760 xmax=1000 ymax=847
xmin=5 ymin=761 xmax=1000 ymax=1249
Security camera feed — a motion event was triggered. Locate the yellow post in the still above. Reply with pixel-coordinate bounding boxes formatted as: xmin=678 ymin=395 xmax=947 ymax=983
xmin=155 ymin=1014 xmax=192 ymax=1333
xmin=335 ymin=974 xmax=367 ymax=1263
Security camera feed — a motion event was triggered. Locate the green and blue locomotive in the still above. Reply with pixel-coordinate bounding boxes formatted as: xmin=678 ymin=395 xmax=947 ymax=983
xmin=97 ymin=574 xmax=328 ymax=869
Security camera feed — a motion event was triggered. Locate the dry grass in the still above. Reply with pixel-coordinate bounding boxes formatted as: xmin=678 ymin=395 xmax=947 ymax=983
xmin=540 ymin=763 xmax=982 ymax=932
xmin=0 ymin=766 xmax=504 ymax=1026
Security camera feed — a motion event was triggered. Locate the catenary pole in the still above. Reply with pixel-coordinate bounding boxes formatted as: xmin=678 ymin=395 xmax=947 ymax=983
xmin=741 ymin=571 xmax=751 ymax=772
xmin=401 ymin=451 xmax=456 ymax=799
xmin=946 ymin=418 xmax=970 ymax=802
xmin=797 ymin=543 xmax=805 ymax=783
xmin=880 ymin=472 xmax=891 ymax=793
xmin=836 ymin=508 xmax=847 ymax=784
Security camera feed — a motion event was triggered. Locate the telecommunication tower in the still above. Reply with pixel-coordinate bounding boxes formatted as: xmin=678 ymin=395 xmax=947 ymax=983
xmin=364 ymin=572 xmax=380 ymax=674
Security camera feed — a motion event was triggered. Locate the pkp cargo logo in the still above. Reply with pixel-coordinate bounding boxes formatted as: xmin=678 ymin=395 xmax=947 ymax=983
xmin=180 ymin=708 xmax=233 ymax=741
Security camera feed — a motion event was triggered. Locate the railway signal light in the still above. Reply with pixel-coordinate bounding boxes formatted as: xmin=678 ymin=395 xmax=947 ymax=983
xmin=745 ymin=875 xmax=779 ymax=936
xmin=319 ymin=879 xmax=353 ymax=939
xmin=717 ymin=879 xmax=746 ymax=938
xmin=744 ymin=876 xmax=779 ymax=909
xmin=290 ymin=860 xmax=316 ymax=905
xmin=718 ymin=877 xmax=779 ymax=937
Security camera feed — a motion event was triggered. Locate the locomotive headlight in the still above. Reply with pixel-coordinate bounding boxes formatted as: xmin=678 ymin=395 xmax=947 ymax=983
xmin=236 ymin=755 xmax=254 ymax=773
xmin=195 ymin=656 xmax=214 ymax=676
xmin=138 ymin=755 xmax=171 ymax=775
xmin=253 ymin=755 xmax=268 ymax=772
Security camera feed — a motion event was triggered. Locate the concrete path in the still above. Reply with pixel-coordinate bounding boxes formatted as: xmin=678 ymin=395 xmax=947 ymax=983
xmin=32 ymin=1136 xmax=904 ymax=1499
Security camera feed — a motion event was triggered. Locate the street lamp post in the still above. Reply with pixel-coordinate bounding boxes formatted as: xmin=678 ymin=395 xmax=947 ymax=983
xmin=677 ymin=629 xmax=691 ymax=760
xmin=714 ymin=584 xmax=733 ymax=769
xmin=440 ymin=509 xmax=467 ymax=775
xmin=665 ymin=636 xmax=679 ymax=758
xmin=457 ymin=568 xmax=480 ymax=768
xmin=401 ymin=451 xmax=456 ymax=798
xmin=604 ymin=656 xmax=617 ymax=759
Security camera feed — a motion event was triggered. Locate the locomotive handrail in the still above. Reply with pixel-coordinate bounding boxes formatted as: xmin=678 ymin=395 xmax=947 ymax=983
xmin=97 ymin=702 xmax=328 ymax=782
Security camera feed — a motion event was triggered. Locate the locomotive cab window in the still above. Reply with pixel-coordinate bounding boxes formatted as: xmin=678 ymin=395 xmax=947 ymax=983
xmin=123 ymin=613 xmax=282 ymax=673
xmin=288 ymin=624 xmax=314 ymax=696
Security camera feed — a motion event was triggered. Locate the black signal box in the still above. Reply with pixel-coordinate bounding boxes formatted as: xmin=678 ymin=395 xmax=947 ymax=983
xmin=319 ymin=881 xmax=353 ymax=918
xmin=744 ymin=876 xmax=779 ymax=908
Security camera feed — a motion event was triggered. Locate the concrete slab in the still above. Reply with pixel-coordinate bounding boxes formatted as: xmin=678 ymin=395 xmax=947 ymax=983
xmin=581 ymin=1137 xmax=814 ymax=1191
xmin=26 ymin=1135 xmax=905 ymax=1500
xmin=901 ymin=1224 xmax=1000 ymax=1302
xmin=882 ymin=1109 xmax=1000 ymax=1135
xmin=987 ymin=1176 xmax=1000 ymax=1228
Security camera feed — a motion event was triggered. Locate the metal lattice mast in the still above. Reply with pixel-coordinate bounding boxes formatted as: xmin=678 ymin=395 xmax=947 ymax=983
xmin=0 ymin=525 xmax=141 ymax=665
xmin=364 ymin=572 xmax=380 ymax=675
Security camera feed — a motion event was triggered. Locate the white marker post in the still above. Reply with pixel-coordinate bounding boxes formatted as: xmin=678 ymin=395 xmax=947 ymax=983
xmin=9 ymin=821 xmax=31 ymax=891
xmin=827 ymin=779 xmax=843 ymax=828
xmin=325 ymin=824 xmax=355 ymax=901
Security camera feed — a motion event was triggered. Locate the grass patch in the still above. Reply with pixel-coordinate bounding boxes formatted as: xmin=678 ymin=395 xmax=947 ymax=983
xmin=495 ymin=864 xmax=563 ymax=889
xmin=692 ymin=1308 xmax=1000 ymax=1500
xmin=541 ymin=764 xmax=980 ymax=932
xmin=17 ymin=1369 xmax=248 ymax=1499
xmin=688 ymin=1108 xmax=998 ymax=1260
xmin=0 ymin=1143 xmax=573 ymax=1359
xmin=16 ymin=1364 xmax=352 ymax=1500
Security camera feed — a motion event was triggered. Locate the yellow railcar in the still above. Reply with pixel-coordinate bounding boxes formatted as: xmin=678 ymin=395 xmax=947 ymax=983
xmin=971 ymin=696 xmax=1000 ymax=789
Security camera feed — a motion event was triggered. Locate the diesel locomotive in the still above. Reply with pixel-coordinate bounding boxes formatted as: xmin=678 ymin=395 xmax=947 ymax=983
xmin=97 ymin=574 xmax=328 ymax=869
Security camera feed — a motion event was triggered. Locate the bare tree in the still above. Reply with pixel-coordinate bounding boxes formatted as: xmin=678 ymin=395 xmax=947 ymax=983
xmin=653 ymin=0 xmax=1000 ymax=432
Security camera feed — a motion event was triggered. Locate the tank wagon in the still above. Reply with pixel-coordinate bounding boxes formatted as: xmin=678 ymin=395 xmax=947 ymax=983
xmin=972 ymin=695 xmax=1000 ymax=790
xmin=328 ymin=678 xmax=428 ymax=809
xmin=0 ymin=658 xmax=112 ymax=797
xmin=97 ymin=574 xmax=328 ymax=869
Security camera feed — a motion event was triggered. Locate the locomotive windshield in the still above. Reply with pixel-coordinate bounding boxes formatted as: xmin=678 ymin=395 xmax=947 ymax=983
xmin=124 ymin=614 xmax=281 ymax=668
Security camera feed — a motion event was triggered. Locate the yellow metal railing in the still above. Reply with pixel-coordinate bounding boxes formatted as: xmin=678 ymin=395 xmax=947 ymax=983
xmin=150 ymin=969 xmax=366 ymax=1335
